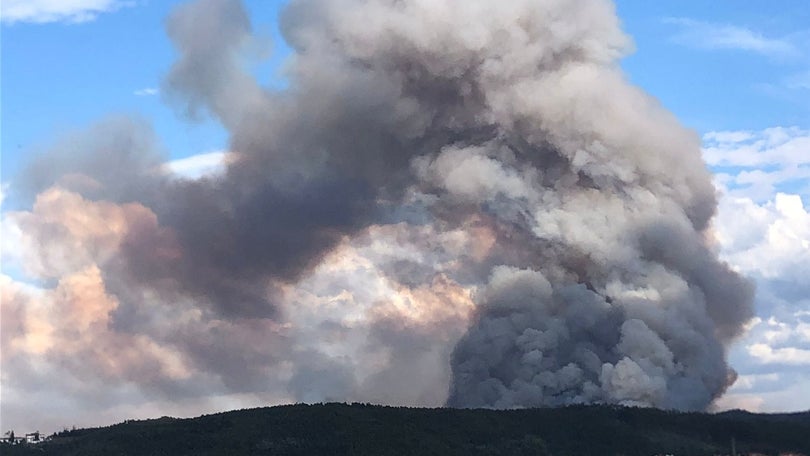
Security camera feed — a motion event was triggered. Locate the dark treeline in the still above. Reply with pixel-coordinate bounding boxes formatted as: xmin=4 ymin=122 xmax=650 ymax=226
xmin=3 ymin=403 xmax=809 ymax=456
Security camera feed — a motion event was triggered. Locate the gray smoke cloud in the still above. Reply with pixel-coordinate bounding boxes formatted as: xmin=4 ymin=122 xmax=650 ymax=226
xmin=9 ymin=0 xmax=754 ymax=417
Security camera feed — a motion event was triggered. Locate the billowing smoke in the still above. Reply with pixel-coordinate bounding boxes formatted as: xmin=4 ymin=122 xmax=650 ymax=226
xmin=5 ymin=0 xmax=754 ymax=422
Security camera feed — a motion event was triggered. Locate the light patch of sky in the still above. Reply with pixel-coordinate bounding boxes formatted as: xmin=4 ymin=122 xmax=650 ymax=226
xmin=785 ymin=70 xmax=810 ymax=90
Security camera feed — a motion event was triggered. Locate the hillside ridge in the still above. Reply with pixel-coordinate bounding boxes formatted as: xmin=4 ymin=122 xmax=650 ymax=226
xmin=3 ymin=403 xmax=809 ymax=456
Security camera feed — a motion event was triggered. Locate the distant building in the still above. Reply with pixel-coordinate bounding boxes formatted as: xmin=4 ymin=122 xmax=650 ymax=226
xmin=25 ymin=432 xmax=42 ymax=444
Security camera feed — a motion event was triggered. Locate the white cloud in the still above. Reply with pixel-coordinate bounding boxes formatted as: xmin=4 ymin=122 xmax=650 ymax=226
xmin=707 ymin=125 xmax=810 ymax=411
xmin=703 ymin=130 xmax=755 ymax=144
xmin=704 ymin=127 xmax=810 ymax=169
xmin=134 ymin=88 xmax=158 ymax=97
xmin=1 ymin=0 xmax=133 ymax=24
xmin=703 ymin=128 xmax=810 ymax=282
xmin=731 ymin=373 xmax=781 ymax=391
xmin=716 ymin=375 xmax=810 ymax=412
xmin=0 ymin=183 xmax=8 ymax=207
xmin=748 ymin=344 xmax=810 ymax=366
xmin=714 ymin=193 xmax=810 ymax=279
xmin=704 ymin=127 xmax=810 ymax=202
xmin=162 ymin=151 xmax=229 ymax=180
xmin=760 ymin=317 xmax=810 ymax=345
xmin=665 ymin=18 xmax=801 ymax=60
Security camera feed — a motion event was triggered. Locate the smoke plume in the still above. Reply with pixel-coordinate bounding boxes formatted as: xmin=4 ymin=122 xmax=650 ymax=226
xmin=5 ymin=0 xmax=754 ymax=422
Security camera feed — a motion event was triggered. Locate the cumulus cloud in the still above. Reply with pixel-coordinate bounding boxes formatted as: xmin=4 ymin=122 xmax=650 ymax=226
xmin=748 ymin=344 xmax=810 ymax=366
xmin=706 ymin=127 xmax=810 ymax=202
xmin=1 ymin=0 xmax=133 ymax=24
xmin=708 ymin=126 xmax=810 ymax=412
xmin=714 ymin=193 xmax=809 ymax=278
xmin=704 ymin=127 xmax=810 ymax=169
xmin=709 ymin=128 xmax=810 ymax=283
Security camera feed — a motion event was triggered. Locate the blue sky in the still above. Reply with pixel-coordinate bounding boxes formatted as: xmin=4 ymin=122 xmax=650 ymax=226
xmin=618 ymin=1 xmax=809 ymax=131
xmin=1 ymin=0 xmax=809 ymax=431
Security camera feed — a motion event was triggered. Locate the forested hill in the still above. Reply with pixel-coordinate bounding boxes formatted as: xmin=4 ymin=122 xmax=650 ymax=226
xmin=3 ymin=403 xmax=809 ymax=456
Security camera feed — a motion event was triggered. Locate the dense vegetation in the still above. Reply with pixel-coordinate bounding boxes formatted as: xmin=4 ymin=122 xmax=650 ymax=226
xmin=2 ymin=403 xmax=808 ymax=456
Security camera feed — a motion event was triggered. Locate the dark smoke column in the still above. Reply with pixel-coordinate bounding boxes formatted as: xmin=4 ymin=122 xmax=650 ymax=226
xmin=159 ymin=0 xmax=754 ymax=409
xmin=387 ymin=0 xmax=758 ymax=410
xmin=9 ymin=0 xmax=754 ymax=412
xmin=278 ymin=0 xmax=756 ymax=410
